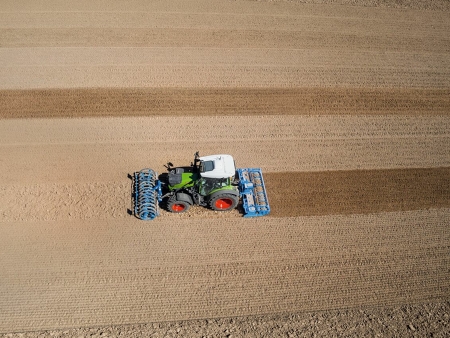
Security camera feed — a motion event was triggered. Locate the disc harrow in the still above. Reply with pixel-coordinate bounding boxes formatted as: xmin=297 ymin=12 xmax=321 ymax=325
xmin=133 ymin=168 xmax=161 ymax=220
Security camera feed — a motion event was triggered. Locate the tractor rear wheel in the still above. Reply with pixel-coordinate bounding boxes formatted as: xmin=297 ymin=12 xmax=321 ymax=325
xmin=209 ymin=193 xmax=239 ymax=211
xmin=167 ymin=195 xmax=190 ymax=213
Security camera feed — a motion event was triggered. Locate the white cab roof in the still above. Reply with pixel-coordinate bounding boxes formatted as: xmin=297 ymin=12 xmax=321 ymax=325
xmin=199 ymin=154 xmax=236 ymax=179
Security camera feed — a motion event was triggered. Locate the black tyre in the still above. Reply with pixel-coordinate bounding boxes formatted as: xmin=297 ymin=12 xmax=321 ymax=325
xmin=167 ymin=195 xmax=190 ymax=213
xmin=209 ymin=193 xmax=239 ymax=211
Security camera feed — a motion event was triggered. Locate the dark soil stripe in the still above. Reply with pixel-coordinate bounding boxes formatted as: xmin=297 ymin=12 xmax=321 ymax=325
xmin=1 ymin=28 xmax=447 ymax=54
xmin=264 ymin=167 xmax=450 ymax=217
xmin=1 ymin=88 xmax=449 ymax=119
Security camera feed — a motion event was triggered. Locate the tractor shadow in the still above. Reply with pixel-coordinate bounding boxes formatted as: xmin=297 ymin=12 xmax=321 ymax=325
xmin=127 ymin=173 xmax=134 ymax=216
xmin=235 ymin=201 xmax=246 ymax=216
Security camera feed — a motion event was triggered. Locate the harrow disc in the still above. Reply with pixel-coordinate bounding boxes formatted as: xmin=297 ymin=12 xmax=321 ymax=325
xmin=133 ymin=168 xmax=159 ymax=220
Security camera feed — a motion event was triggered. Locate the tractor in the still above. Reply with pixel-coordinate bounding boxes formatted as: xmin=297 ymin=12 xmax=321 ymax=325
xmin=133 ymin=152 xmax=270 ymax=220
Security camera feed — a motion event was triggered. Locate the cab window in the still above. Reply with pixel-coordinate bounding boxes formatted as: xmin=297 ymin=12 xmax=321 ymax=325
xmin=199 ymin=177 xmax=229 ymax=195
xmin=200 ymin=161 xmax=214 ymax=172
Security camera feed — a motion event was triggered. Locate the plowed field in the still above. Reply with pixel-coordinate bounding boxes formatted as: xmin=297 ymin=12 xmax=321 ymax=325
xmin=0 ymin=0 xmax=449 ymax=336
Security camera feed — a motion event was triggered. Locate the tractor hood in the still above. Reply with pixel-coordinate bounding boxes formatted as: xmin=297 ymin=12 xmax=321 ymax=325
xmin=199 ymin=154 xmax=236 ymax=179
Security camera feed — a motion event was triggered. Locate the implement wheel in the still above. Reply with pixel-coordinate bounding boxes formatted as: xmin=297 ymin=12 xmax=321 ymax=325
xmin=167 ymin=195 xmax=190 ymax=213
xmin=209 ymin=194 xmax=239 ymax=211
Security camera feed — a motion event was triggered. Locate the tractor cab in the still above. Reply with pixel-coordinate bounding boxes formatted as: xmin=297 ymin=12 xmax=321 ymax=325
xmin=197 ymin=154 xmax=236 ymax=196
xmin=166 ymin=153 xmax=235 ymax=191
xmin=198 ymin=154 xmax=235 ymax=178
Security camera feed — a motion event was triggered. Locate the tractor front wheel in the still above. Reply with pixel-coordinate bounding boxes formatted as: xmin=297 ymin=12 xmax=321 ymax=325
xmin=167 ymin=196 xmax=190 ymax=213
xmin=209 ymin=194 xmax=239 ymax=211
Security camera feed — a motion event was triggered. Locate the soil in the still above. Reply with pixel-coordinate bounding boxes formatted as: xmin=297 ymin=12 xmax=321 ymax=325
xmin=0 ymin=0 xmax=449 ymax=337
xmin=1 ymin=88 xmax=450 ymax=118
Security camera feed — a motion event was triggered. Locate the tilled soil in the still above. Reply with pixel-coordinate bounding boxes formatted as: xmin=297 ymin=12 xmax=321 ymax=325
xmin=1 ymin=0 xmax=449 ymax=336
xmin=265 ymin=168 xmax=450 ymax=217
xmin=1 ymin=88 xmax=449 ymax=118
xmin=2 ymin=302 xmax=448 ymax=338
xmin=1 ymin=210 xmax=449 ymax=332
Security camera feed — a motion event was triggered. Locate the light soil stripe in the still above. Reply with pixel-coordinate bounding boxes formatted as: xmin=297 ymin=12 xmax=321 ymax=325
xmin=0 ymin=209 xmax=448 ymax=332
xmin=0 ymin=138 xmax=449 ymax=184
xmin=1 ymin=0 xmax=448 ymax=18
xmin=1 ymin=10 xmax=448 ymax=36
xmin=2 ymin=65 xmax=449 ymax=89
xmin=1 ymin=115 xmax=449 ymax=144
xmin=3 ymin=48 xmax=449 ymax=69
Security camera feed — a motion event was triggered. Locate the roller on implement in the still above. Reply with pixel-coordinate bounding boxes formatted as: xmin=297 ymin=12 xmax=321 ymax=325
xmin=132 ymin=152 xmax=270 ymax=220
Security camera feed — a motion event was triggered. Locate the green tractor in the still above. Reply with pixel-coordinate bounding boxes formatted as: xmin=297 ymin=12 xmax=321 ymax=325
xmin=133 ymin=152 xmax=270 ymax=220
xmin=163 ymin=152 xmax=240 ymax=213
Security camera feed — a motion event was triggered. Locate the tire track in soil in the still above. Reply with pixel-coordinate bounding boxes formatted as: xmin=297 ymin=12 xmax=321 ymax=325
xmin=1 ymin=88 xmax=449 ymax=118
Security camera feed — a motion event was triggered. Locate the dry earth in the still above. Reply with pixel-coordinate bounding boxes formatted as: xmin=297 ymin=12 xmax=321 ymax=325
xmin=0 ymin=0 xmax=449 ymax=337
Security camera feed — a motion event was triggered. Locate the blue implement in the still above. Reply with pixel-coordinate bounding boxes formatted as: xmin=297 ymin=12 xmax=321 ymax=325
xmin=237 ymin=168 xmax=270 ymax=217
xmin=133 ymin=168 xmax=161 ymax=220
